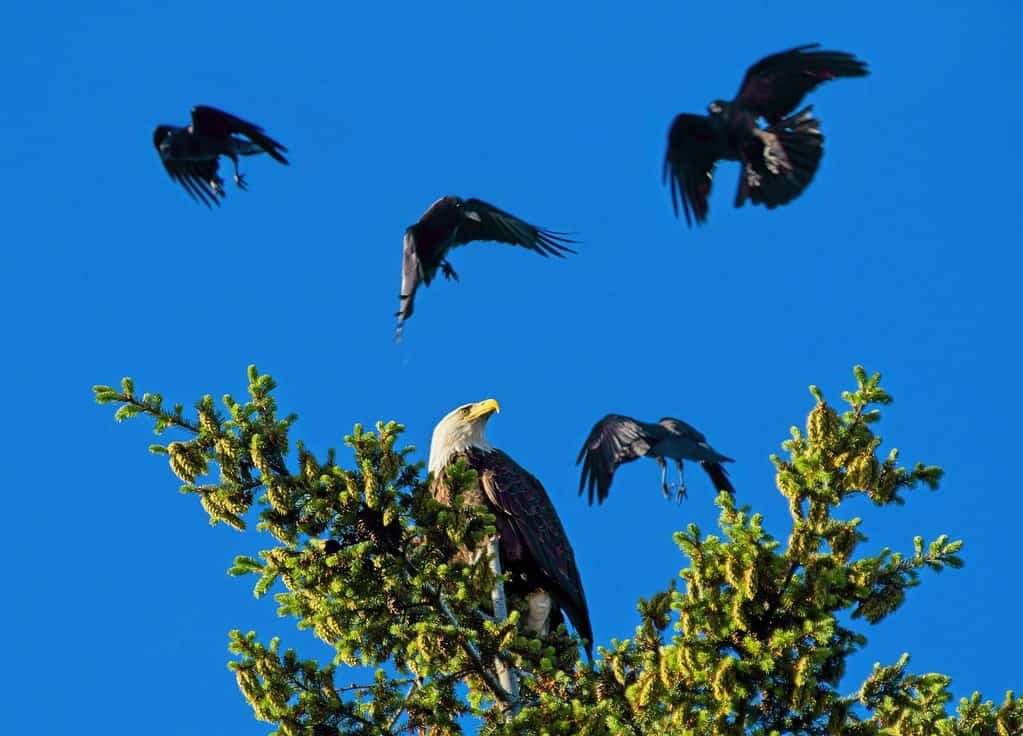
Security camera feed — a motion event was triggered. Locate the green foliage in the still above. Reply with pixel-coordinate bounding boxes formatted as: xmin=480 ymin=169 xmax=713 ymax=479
xmin=95 ymin=365 xmax=1018 ymax=734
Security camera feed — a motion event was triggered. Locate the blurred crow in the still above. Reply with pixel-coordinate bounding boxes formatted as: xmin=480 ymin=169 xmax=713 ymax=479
xmin=577 ymin=414 xmax=734 ymax=505
xmin=396 ymin=196 xmax=576 ymax=339
xmin=153 ymin=105 xmax=289 ymax=207
xmin=664 ymin=44 xmax=868 ymax=226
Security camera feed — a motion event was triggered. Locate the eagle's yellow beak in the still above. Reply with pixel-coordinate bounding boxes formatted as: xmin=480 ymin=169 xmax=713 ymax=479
xmin=465 ymin=398 xmax=501 ymax=420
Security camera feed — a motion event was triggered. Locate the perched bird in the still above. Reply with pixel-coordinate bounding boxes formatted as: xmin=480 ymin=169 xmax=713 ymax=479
xmin=152 ymin=105 xmax=289 ymax=207
xmin=577 ymin=414 xmax=735 ymax=505
xmin=663 ymin=43 xmax=868 ymax=226
xmin=396 ymin=196 xmax=575 ymax=339
xmin=429 ymin=399 xmax=593 ymax=658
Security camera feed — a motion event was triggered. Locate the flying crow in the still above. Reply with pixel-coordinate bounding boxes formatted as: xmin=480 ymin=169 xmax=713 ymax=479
xmin=152 ymin=105 xmax=289 ymax=207
xmin=577 ymin=414 xmax=734 ymax=505
xmin=664 ymin=43 xmax=868 ymax=226
xmin=396 ymin=196 xmax=575 ymax=339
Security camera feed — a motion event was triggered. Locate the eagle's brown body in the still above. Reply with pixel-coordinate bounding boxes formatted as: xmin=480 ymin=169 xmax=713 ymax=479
xmin=429 ymin=400 xmax=593 ymax=657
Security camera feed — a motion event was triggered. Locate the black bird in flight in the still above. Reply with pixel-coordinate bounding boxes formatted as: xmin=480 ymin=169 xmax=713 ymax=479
xmin=577 ymin=414 xmax=734 ymax=505
xmin=396 ymin=196 xmax=575 ymax=339
xmin=663 ymin=43 xmax=868 ymax=226
xmin=153 ymin=105 xmax=289 ymax=207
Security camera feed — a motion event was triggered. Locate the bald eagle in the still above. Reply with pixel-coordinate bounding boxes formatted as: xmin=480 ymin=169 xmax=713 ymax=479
xmin=429 ymin=399 xmax=593 ymax=658
xmin=577 ymin=414 xmax=735 ymax=505
xmin=396 ymin=196 xmax=576 ymax=339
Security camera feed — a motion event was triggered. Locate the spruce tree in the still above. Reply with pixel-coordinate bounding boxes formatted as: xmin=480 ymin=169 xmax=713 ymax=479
xmin=94 ymin=365 xmax=1022 ymax=735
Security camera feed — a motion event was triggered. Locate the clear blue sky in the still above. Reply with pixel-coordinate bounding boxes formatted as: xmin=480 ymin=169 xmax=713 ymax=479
xmin=4 ymin=2 xmax=1020 ymax=732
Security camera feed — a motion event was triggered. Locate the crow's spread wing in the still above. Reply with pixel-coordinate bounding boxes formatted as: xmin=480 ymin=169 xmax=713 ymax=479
xmin=577 ymin=414 xmax=663 ymax=505
xmin=663 ymin=114 xmax=720 ymax=227
xmin=734 ymin=44 xmax=868 ymax=123
xmin=162 ymin=157 xmax=224 ymax=208
xmin=191 ymin=105 xmax=289 ymax=163
xmin=453 ymin=199 xmax=576 ymax=256
xmin=395 ymin=229 xmax=423 ymax=340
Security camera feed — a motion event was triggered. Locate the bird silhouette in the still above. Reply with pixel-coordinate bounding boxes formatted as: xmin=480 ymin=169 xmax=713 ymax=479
xmin=396 ymin=196 xmax=575 ymax=339
xmin=664 ymin=44 xmax=868 ymax=226
xmin=153 ymin=105 xmax=288 ymax=207
xmin=577 ymin=414 xmax=734 ymax=505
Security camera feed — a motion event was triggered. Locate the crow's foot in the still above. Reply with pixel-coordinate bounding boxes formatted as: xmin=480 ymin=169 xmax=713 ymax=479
xmin=675 ymin=482 xmax=688 ymax=503
xmin=661 ymin=482 xmax=689 ymax=502
xmin=441 ymin=261 xmax=459 ymax=281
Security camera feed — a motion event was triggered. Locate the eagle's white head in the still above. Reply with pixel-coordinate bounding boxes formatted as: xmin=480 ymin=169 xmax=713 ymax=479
xmin=428 ymin=398 xmax=500 ymax=475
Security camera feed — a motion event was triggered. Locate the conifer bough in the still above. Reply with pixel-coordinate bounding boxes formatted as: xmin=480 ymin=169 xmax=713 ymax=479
xmin=93 ymin=365 xmax=1023 ymax=734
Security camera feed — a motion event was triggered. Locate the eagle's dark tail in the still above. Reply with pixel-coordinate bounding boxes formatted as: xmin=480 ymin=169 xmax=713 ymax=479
xmin=701 ymin=461 xmax=735 ymax=495
xmin=557 ymin=596 xmax=594 ymax=661
xmin=736 ymin=106 xmax=824 ymax=210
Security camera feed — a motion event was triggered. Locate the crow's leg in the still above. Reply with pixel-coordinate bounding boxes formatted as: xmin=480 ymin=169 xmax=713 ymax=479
xmin=440 ymin=261 xmax=460 ymax=281
xmin=229 ymin=154 xmax=247 ymax=189
xmin=675 ymin=460 xmax=688 ymax=502
xmin=656 ymin=456 xmax=670 ymax=498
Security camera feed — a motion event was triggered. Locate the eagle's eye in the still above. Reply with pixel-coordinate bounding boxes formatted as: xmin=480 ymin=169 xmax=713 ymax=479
xmin=460 ymin=405 xmax=471 ymax=416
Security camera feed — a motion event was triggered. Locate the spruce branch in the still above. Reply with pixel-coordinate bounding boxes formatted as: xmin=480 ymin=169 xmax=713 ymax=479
xmin=96 ymin=364 xmax=1006 ymax=735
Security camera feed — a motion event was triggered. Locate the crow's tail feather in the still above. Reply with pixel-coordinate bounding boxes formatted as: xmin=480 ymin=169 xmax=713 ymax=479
xmin=701 ymin=461 xmax=735 ymax=495
xmin=736 ymin=106 xmax=823 ymax=209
